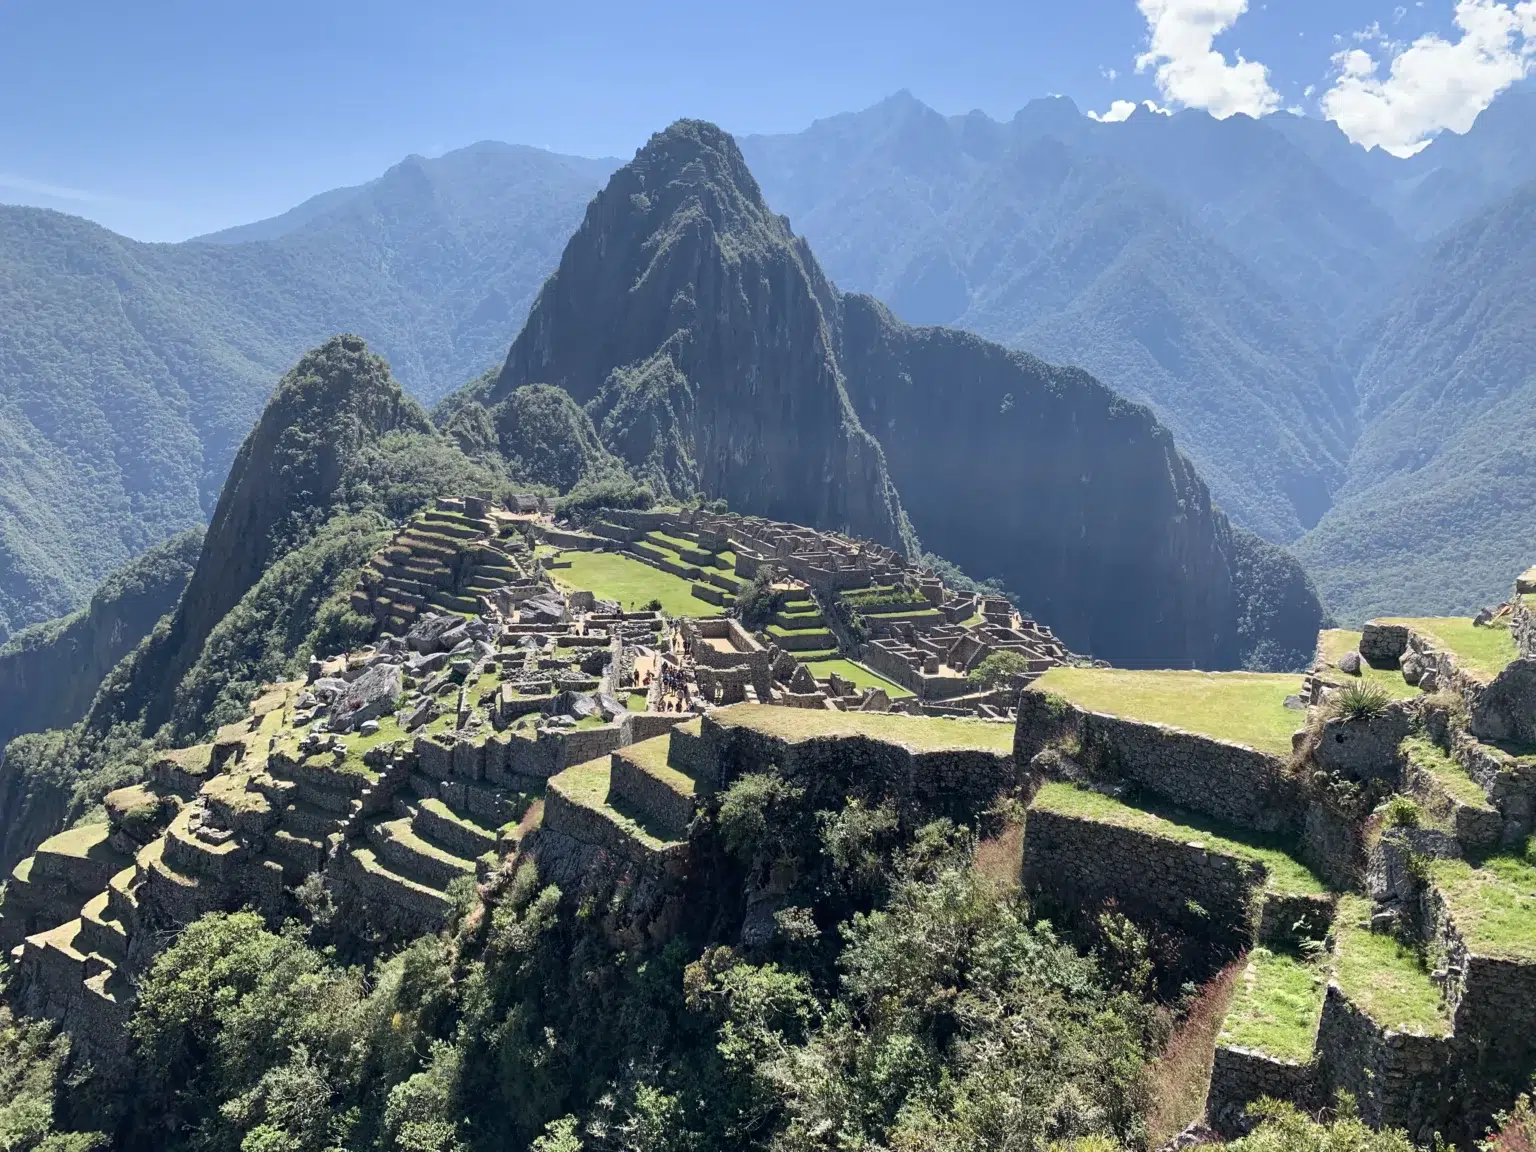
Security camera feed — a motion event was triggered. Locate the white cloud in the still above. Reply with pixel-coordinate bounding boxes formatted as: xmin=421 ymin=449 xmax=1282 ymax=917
xmin=1322 ymin=0 xmax=1536 ymax=156
xmin=1134 ymin=0 xmax=1281 ymax=117
xmin=0 ymin=173 xmax=101 ymax=203
xmin=1088 ymin=99 xmax=1172 ymax=122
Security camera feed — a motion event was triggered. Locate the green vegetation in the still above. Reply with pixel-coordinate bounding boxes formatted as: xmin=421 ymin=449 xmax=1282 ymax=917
xmin=1428 ymin=855 xmax=1536 ymax=960
xmin=0 ymin=529 xmax=202 ymax=747
xmin=549 ymin=550 xmax=722 ymax=617
xmin=0 ymin=1006 xmax=105 ymax=1151
xmin=968 ymin=649 xmax=1033 ymax=690
xmin=803 ymin=658 xmax=914 ymax=698
xmin=1331 ymin=896 xmax=1451 ymax=1036
xmin=1227 ymin=1099 xmax=1415 ymax=1152
xmin=1403 ymin=736 xmax=1495 ymax=814
xmin=1033 ymin=783 xmax=1328 ymax=896
xmin=1218 ymin=949 xmax=1325 ymax=1062
xmin=1315 ymin=629 xmax=1419 ymax=700
xmin=1324 ymin=679 xmax=1394 ymax=722
xmin=1030 ymin=667 xmax=1301 ymax=757
xmin=712 ymin=702 xmax=1015 ymax=754
xmin=1377 ymin=617 xmax=1518 ymax=681
xmin=734 ymin=570 xmax=782 ymax=630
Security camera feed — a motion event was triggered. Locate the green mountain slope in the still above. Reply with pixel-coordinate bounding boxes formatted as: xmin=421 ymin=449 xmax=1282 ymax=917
xmin=1295 ymin=178 xmax=1536 ymax=622
xmin=0 ymin=144 xmax=607 ymax=639
xmin=0 ymin=529 xmax=200 ymax=747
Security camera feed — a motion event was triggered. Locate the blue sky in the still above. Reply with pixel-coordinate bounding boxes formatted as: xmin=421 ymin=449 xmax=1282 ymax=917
xmin=1 ymin=0 xmax=1530 ymax=240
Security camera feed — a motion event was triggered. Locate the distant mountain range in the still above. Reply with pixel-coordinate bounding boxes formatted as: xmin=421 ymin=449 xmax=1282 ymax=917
xmin=0 ymin=88 xmax=1532 ymax=638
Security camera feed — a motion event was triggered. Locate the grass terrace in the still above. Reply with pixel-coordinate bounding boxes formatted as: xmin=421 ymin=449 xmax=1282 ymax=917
xmin=1428 ymin=855 xmax=1536 ymax=961
xmin=551 ymin=550 xmax=724 ymax=617
xmin=804 ymin=657 xmax=915 ymax=698
xmin=1031 ymin=783 xmax=1328 ymax=896
xmin=1219 ymin=949 xmax=1325 ymax=1063
xmin=1331 ymin=895 xmax=1451 ymax=1037
xmin=1315 ymin=629 xmax=1419 ymax=700
xmin=1377 ymin=616 xmax=1519 ymax=682
xmin=550 ymin=756 xmax=679 ymax=847
xmin=710 ymin=703 xmax=1014 ymax=754
xmin=1403 ymin=736 xmax=1496 ymax=815
xmin=1030 ymin=667 xmax=1301 ymax=758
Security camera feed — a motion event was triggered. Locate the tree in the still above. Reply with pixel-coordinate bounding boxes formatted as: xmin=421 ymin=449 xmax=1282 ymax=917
xmin=968 ymin=649 xmax=1033 ymax=691
xmin=735 ymin=571 xmax=782 ymax=632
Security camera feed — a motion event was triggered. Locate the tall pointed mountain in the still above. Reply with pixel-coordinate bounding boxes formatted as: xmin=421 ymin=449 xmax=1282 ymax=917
xmin=489 ymin=120 xmax=909 ymax=549
xmin=481 ymin=120 xmax=1325 ymax=669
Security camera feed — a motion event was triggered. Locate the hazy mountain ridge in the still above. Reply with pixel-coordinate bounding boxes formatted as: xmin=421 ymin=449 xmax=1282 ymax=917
xmin=0 ymin=145 xmax=608 ymax=637
xmin=739 ymin=95 xmax=1365 ymax=543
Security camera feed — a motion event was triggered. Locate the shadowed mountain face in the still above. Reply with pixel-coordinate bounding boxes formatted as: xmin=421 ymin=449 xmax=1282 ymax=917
xmin=479 ymin=120 xmax=1325 ymax=670
xmin=739 ymin=95 xmax=1370 ymax=545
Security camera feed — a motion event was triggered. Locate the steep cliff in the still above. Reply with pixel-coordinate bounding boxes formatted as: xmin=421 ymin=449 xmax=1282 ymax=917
xmin=489 ymin=120 xmax=909 ymax=550
xmin=490 ymin=120 xmax=1324 ymax=669
xmin=833 ymin=295 xmax=1323 ymax=669
xmin=0 ymin=530 xmax=201 ymax=746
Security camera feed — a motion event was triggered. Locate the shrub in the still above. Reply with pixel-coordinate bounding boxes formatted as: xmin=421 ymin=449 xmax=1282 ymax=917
xmin=734 ymin=572 xmax=782 ymax=632
xmin=1382 ymin=795 xmax=1422 ymax=829
xmin=1325 ymin=680 xmax=1393 ymax=722
xmin=968 ymin=649 xmax=1033 ymax=690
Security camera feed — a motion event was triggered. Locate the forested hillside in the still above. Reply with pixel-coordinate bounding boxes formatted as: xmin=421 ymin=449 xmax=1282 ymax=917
xmin=0 ymin=145 xmax=607 ymax=639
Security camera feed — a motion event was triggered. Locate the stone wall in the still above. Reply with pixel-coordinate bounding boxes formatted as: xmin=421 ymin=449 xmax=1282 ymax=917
xmin=1015 ymin=692 xmax=1307 ymax=836
xmin=1315 ymin=984 xmax=1455 ymax=1140
xmin=1206 ymin=1046 xmax=1320 ymax=1136
xmin=1021 ymin=808 xmax=1264 ymax=950
xmin=694 ymin=714 xmax=1016 ymax=827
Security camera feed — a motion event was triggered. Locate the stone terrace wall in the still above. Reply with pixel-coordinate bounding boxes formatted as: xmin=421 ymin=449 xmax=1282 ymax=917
xmin=695 ymin=716 xmax=1016 ymax=828
xmin=1021 ymin=807 xmax=1264 ymax=949
xmin=1015 ymin=692 xmax=1308 ymax=836
xmin=1315 ymin=984 xmax=1455 ymax=1139
xmin=1207 ymin=1047 xmax=1320 ymax=1137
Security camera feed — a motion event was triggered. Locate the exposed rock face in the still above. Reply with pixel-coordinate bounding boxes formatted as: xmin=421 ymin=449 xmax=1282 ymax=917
xmin=489 ymin=120 xmax=909 ymax=550
xmin=481 ymin=119 xmax=1325 ymax=669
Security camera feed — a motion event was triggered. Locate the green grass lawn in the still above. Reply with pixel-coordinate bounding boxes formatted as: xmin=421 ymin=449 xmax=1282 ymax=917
xmin=1377 ymin=616 xmax=1518 ymax=682
xmin=1029 ymin=667 xmax=1301 ymax=757
xmin=628 ymin=692 xmax=651 ymax=712
xmin=1331 ymin=895 xmax=1451 ymax=1036
xmin=803 ymin=658 xmax=915 ymax=699
xmin=551 ymin=550 xmax=724 ymax=617
xmin=1032 ymin=783 xmax=1327 ymax=896
xmin=712 ymin=703 xmax=1014 ymax=754
xmin=1428 ymin=856 xmax=1536 ymax=961
xmin=1315 ymin=629 xmax=1419 ymax=700
xmin=1219 ymin=949 xmax=1325 ymax=1062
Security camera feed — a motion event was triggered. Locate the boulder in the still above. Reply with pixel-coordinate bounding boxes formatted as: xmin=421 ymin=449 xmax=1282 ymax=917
xmin=408 ymin=650 xmax=449 ymax=675
xmin=1336 ymin=650 xmax=1362 ymax=675
xmin=1312 ymin=702 xmax=1413 ymax=783
xmin=1471 ymin=657 xmax=1536 ymax=745
xmin=521 ymin=594 xmax=566 ymax=624
xmin=1359 ymin=622 xmax=1409 ymax=669
xmin=439 ymin=624 xmax=471 ymax=651
xmin=1417 ymin=670 xmax=1439 ymax=694
xmin=1400 ymin=652 xmax=1424 ymax=686
xmin=407 ymin=613 xmax=461 ymax=654
xmin=330 ymin=662 xmax=404 ymax=731
xmin=596 ymin=690 xmax=626 ymax=722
